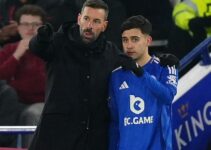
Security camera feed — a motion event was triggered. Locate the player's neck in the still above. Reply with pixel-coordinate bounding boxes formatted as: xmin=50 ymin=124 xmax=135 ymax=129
xmin=137 ymin=53 xmax=151 ymax=67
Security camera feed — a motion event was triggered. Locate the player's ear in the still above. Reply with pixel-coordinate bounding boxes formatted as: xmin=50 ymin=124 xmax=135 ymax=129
xmin=102 ymin=20 xmax=108 ymax=32
xmin=77 ymin=13 xmax=81 ymax=25
xmin=146 ymin=35 xmax=152 ymax=46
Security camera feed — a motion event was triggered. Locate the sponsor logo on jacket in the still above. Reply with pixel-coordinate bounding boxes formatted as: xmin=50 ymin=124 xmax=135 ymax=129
xmin=124 ymin=95 xmax=153 ymax=126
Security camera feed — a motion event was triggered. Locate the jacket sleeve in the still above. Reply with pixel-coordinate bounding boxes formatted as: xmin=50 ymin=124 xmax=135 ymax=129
xmin=0 ymin=44 xmax=20 ymax=80
xmin=173 ymin=2 xmax=196 ymax=30
xmin=141 ymin=65 xmax=178 ymax=105
xmin=29 ymin=34 xmax=56 ymax=62
xmin=108 ymin=76 xmax=119 ymax=150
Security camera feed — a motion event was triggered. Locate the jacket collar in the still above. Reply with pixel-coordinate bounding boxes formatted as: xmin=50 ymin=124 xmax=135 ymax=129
xmin=59 ymin=22 xmax=106 ymax=54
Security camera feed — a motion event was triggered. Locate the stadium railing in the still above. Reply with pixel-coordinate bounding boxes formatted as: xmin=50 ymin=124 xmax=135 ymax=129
xmin=179 ymin=37 xmax=211 ymax=72
xmin=0 ymin=126 xmax=36 ymax=148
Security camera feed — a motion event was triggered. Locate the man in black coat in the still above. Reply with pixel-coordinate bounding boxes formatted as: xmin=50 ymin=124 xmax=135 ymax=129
xmin=28 ymin=0 xmax=179 ymax=150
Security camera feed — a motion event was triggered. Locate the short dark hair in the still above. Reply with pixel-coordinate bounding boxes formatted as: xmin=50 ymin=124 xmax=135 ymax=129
xmin=81 ymin=0 xmax=109 ymax=19
xmin=121 ymin=15 xmax=152 ymax=35
xmin=15 ymin=4 xmax=47 ymax=24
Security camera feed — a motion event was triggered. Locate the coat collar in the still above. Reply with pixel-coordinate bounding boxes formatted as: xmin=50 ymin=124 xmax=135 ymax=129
xmin=59 ymin=22 xmax=106 ymax=54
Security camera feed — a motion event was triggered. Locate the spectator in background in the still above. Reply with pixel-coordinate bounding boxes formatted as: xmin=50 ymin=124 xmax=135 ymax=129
xmin=0 ymin=4 xmax=46 ymax=148
xmin=171 ymin=0 xmax=211 ymax=57
xmin=0 ymin=0 xmax=77 ymax=47
xmin=169 ymin=0 xmax=181 ymax=7
xmin=0 ymin=0 xmax=21 ymax=46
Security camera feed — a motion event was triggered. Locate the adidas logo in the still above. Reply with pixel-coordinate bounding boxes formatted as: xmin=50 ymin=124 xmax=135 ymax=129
xmin=119 ymin=81 xmax=129 ymax=90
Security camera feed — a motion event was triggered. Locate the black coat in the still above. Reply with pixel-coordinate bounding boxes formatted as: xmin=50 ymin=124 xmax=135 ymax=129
xmin=29 ymin=23 xmax=121 ymax=150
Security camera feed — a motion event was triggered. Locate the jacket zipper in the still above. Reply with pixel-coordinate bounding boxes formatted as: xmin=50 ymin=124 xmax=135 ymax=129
xmin=86 ymin=115 xmax=90 ymax=130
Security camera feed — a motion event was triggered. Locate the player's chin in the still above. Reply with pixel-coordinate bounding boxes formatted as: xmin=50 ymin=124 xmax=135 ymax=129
xmin=22 ymin=35 xmax=34 ymax=40
xmin=82 ymin=37 xmax=95 ymax=44
xmin=126 ymin=53 xmax=136 ymax=58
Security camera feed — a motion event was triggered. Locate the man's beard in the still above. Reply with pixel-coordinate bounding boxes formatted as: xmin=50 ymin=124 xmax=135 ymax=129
xmin=81 ymin=28 xmax=95 ymax=43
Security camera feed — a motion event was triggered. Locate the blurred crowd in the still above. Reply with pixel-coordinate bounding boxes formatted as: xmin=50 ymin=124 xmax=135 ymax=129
xmin=1 ymin=0 xmax=210 ymax=58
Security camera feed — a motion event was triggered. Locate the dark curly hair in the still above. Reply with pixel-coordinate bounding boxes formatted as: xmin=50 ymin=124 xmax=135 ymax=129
xmin=121 ymin=15 xmax=152 ymax=35
xmin=15 ymin=4 xmax=47 ymax=24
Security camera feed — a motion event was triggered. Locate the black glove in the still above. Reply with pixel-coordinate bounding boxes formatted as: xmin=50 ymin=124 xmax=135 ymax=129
xmin=189 ymin=16 xmax=211 ymax=30
xmin=118 ymin=54 xmax=144 ymax=76
xmin=37 ymin=23 xmax=54 ymax=42
xmin=188 ymin=17 xmax=211 ymax=44
xmin=158 ymin=53 xmax=180 ymax=68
